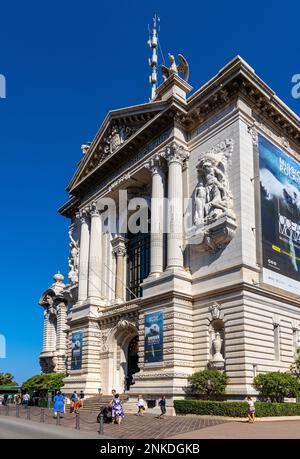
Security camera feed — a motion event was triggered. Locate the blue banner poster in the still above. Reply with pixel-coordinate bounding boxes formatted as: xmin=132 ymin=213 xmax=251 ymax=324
xmin=144 ymin=311 xmax=163 ymax=364
xmin=71 ymin=330 xmax=83 ymax=370
xmin=259 ymin=134 xmax=300 ymax=294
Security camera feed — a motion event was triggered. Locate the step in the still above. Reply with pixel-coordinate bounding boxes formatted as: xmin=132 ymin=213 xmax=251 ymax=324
xmin=79 ymin=394 xmax=129 ymax=412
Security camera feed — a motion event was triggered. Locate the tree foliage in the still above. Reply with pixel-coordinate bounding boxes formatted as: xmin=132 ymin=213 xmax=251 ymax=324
xmin=0 ymin=372 xmax=16 ymax=386
xmin=185 ymin=368 xmax=229 ymax=399
xmin=290 ymin=348 xmax=300 ymax=377
xmin=253 ymin=372 xmax=300 ymax=402
xmin=21 ymin=373 xmax=65 ymax=392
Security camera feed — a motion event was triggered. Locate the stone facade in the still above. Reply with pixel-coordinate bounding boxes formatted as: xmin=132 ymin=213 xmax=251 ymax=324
xmin=38 ymin=56 xmax=300 ymax=410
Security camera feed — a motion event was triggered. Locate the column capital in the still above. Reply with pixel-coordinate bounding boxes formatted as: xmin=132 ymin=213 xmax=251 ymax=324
xmin=76 ymin=208 xmax=89 ymax=224
xmin=145 ymin=155 xmax=165 ymax=176
xmin=162 ymin=142 xmax=189 ymax=165
xmin=112 ymin=236 xmax=127 ymax=257
xmin=113 ymin=246 xmax=126 ymax=257
xmin=89 ymin=202 xmax=100 ymax=218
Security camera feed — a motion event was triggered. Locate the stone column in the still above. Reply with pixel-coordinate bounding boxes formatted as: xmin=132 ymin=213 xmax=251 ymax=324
xmin=78 ymin=210 xmax=90 ymax=302
xmin=56 ymin=302 xmax=67 ymax=354
xmin=112 ymin=237 xmax=126 ymax=301
xmin=88 ymin=203 xmax=103 ymax=302
xmin=42 ymin=309 xmax=51 ymax=352
xmin=163 ymin=143 xmax=189 ymax=269
xmin=147 ymin=157 xmax=165 ymax=275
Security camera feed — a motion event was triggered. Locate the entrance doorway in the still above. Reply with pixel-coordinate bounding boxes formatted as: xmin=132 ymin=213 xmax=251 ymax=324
xmin=126 ymin=336 xmax=139 ymax=390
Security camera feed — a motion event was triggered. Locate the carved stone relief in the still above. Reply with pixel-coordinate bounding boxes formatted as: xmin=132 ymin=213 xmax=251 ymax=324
xmin=68 ymin=230 xmax=79 ymax=285
xmin=188 ymin=138 xmax=237 ymax=252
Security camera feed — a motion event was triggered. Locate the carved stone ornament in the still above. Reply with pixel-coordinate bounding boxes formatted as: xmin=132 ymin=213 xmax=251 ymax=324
xmin=68 ymin=230 xmax=79 ymax=285
xmin=161 ymin=142 xmax=189 ymax=165
xmin=248 ymin=125 xmax=258 ymax=146
xmin=211 ymin=332 xmax=225 ymax=369
xmin=117 ymin=319 xmax=131 ymax=329
xmin=209 ymin=302 xmax=221 ymax=321
xmin=188 ymin=138 xmax=236 ymax=252
xmin=100 ymin=123 xmax=134 ymax=160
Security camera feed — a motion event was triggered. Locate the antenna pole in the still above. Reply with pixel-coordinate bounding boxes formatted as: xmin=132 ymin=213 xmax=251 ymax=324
xmin=148 ymin=14 xmax=159 ymax=100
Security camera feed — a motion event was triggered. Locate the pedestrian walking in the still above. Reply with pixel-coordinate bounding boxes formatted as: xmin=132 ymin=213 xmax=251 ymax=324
xmin=247 ymin=396 xmax=255 ymax=423
xmin=109 ymin=389 xmax=116 ymax=423
xmin=53 ymin=391 xmax=65 ymax=419
xmin=136 ymin=395 xmax=146 ymax=416
xmin=2 ymin=394 xmax=8 ymax=406
xmin=22 ymin=393 xmax=30 ymax=408
xmin=112 ymin=394 xmax=124 ymax=425
xmin=158 ymin=395 xmax=166 ymax=419
xmin=79 ymin=390 xmax=85 ymax=407
xmin=15 ymin=393 xmax=21 ymax=405
xmin=70 ymin=391 xmax=78 ymax=413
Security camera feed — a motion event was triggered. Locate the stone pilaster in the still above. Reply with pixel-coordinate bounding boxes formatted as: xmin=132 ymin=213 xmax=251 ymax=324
xmin=42 ymin=309 xmax=51 ymax=352
xmin=77 ymin=209 xmax=90 ymax=302
xmin=112 ymin=237 xmax=127 ymax=302
xmin=163 ymin=143 xmax=189 ymax=269
xmin=88 ymin=202 xmax=103 ymax=303
xmin=48 ymin=314 xmax=57 ymax=350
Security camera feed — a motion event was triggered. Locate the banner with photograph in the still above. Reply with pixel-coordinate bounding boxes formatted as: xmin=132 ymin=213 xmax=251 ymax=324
xmin=259 ymin=134 xmax=300 ymax=294
xmin=144 ymin=311 xmax=163 ymax=364
xmin=71 ymin=330 xmax=83 ymax=370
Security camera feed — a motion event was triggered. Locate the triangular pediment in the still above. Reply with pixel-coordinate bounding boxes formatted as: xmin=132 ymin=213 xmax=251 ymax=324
xmin=67 ymin=101 xmax=167 ymax=193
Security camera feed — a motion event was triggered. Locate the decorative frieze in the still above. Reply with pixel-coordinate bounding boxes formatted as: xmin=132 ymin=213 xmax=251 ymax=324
xmin=134 ymin=371 xmax=189 ymax=380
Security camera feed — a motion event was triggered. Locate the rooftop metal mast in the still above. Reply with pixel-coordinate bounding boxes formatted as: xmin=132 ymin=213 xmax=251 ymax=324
xmin=148 ymin=14 xmax=160 ymax=101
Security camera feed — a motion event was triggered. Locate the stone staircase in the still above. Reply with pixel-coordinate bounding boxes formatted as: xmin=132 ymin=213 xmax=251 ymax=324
xmin=80 ymin=394 xmax=130 ymax=412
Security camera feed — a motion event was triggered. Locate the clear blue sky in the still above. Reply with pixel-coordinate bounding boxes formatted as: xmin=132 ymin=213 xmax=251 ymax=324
xmin=0 ymin=0 xmax=299 ymax=384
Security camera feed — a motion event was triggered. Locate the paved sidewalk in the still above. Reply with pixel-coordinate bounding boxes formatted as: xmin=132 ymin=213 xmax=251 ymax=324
xmin=0 ymin=406 xmax=227 ymax=439
xmin=0 ymin=416 xmax=103 ymax=439
xmin=5 ymin=406 xmax=300 ymax=439
xmin=169 ymin=419 xmax=300 ymax=439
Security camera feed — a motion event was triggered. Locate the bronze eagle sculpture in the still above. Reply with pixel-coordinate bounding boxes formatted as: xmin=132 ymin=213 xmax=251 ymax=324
xmin=161 ymin=53 xmax=189 ymax=82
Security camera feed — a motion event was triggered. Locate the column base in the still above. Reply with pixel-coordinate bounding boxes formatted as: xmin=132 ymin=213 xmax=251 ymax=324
xmin=141 ymin=267 xmax=192 ymax=297
xmin=61 ymin=372 xmax=102 ymax=397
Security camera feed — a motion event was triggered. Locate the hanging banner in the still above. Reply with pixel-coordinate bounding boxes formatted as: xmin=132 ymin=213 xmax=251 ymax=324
xmin=144 ymin=311 xmax=163 ymax=364
xmin=71 ymin=330 xmax=83 ymax=370
xmin=259 ymin=134 xmax=300 ymax=294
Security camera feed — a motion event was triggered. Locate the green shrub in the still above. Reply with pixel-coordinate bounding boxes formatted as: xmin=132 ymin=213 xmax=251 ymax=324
xmin=253 ymin=372 xmax=300 ymax=402
xmin=22 ymin=373 xmax=65 ymax=393
xmin=185 ymin=369 xmax=229 ymax=399
xmin=174 ymin=400 xmax=300 ymax=417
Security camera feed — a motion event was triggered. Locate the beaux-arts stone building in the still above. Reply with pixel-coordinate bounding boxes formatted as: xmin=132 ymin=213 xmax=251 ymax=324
xmin=38 ymin=52 xmax=300 ymax=408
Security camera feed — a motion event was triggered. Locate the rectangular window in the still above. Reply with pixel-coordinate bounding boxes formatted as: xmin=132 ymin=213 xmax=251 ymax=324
xmin=127 ymin=232 xmax=150 ymax=300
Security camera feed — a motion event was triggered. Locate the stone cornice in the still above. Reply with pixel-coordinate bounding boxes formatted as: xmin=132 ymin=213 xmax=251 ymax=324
xmin=192 ymin=280 xmax=300 ymax=308
xmin=59 ymin=56 xmax=300 ymax=219
xmin=99 ymin=300 xmax=141 ymax=319
xmin=180 ymin=56 xmax=299 ymax=148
